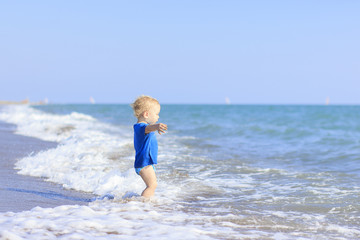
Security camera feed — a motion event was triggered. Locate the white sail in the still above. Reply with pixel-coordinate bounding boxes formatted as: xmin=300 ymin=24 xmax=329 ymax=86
xmin=225 ymin=97 xmax=231 ymax=105
xmin=325 ymin=97 xmax=330 ymax=105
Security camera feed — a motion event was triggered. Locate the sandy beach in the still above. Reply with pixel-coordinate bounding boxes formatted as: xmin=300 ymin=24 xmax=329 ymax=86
xmin=0 ymin=120 xmax=94 ymax=213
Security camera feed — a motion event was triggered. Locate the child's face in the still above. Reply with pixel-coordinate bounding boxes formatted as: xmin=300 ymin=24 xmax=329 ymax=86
xmin=146 ymin=104 xmax=160 ymax=124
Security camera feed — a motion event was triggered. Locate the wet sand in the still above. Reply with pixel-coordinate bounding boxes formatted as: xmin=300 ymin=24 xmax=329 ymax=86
xmin=0 ymin=121 xmax=95 ymax=213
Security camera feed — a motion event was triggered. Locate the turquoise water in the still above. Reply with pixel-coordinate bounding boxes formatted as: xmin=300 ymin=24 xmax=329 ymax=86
xmin=36 ymin=104 xmax=360 ymax=172
xmin=17 ymin=104 xmax=360 ymax=238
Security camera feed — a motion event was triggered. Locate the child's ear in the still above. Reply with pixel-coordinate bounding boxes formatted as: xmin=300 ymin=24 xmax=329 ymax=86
xmin=143 ymin=111 xmax=149 ymax=118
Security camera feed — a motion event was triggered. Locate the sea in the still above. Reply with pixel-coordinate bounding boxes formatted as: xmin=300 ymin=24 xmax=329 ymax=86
xmin=0 ymin=104 xmax=359 ymax=239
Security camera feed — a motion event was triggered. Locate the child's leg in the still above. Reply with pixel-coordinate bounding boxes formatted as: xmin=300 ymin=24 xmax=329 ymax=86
xmin=139 ymin=165 xmax=157 ymax=198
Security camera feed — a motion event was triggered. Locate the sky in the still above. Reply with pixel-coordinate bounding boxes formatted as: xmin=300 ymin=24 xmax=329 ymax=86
xmin=1 ymin=0 xmax=359 ymax=104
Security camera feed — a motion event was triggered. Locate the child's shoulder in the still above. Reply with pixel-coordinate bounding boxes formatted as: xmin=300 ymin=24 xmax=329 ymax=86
xmin=134 ymin=122 xmax=148 ymax=126
xmin=134 ymin=122 xmax=148 ymax=130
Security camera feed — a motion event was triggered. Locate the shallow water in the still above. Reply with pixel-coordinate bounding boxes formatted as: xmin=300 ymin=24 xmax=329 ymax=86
xmin=0 ymin=104 xmax=359 ymax=239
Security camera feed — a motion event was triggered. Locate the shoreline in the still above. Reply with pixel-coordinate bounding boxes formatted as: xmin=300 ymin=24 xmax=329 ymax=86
xmin=0 ymin=120 xmax=95 ymax=213
xmin=0 ymin=99 xmax=47 ymax=105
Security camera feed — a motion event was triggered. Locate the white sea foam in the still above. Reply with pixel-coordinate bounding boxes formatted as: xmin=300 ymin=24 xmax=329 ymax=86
xmin=0 ymin=200 xmax=228 ymax=240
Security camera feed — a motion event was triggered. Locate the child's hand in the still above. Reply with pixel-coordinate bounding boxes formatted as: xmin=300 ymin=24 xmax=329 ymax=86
xmin=157 ymin=123 xmax=168 ymax=135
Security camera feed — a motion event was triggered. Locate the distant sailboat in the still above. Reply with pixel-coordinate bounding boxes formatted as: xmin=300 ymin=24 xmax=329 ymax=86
xmin=325 ymin=97 xmax=330 ymax=105
xmin=90 ymin=97 xmax=96 ymax=104
xmin=225 ymin=97 xmax=231 ymax=105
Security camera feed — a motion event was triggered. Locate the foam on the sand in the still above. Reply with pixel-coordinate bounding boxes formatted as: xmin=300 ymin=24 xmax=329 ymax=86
xmin=0 ymin=199 xmax=228 ymax=240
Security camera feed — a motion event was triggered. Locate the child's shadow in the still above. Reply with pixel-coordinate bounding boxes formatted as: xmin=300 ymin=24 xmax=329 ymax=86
xmin=122 ymin=191 xmax=140 ymax=199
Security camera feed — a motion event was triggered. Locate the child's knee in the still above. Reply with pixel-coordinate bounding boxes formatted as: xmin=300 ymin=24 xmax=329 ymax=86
xmin=149 ymin=180 xmax=157 ymax=189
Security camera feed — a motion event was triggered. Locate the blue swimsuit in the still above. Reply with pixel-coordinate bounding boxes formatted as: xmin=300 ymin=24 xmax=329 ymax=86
xmin=133 ymin=123 xmax=158 ymax=175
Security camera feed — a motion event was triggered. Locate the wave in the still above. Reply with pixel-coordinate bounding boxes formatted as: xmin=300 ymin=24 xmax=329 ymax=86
xmin=0 ymin=105 xmax=139 ymax=196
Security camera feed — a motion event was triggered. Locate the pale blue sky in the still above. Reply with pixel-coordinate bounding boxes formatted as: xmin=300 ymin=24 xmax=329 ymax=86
xmin=1 ymin=1 xmax=359 ymax=104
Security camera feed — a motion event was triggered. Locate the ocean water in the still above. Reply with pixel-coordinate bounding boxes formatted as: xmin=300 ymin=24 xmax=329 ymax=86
xmin=0 ymin=104 xmax=359 ymax=239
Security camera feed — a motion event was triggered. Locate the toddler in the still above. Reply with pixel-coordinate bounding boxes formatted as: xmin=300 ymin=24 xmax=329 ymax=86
xmin=131 ymin=95 xmax=167 ymax=198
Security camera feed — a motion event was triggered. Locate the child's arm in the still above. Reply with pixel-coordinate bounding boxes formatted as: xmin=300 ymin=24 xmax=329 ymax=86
xmin=145 ymin=123 xmax=168 ymax=135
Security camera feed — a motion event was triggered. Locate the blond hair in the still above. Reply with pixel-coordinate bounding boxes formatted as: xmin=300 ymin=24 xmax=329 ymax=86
xmin=131 ymin=95 xmax=159 ymax=118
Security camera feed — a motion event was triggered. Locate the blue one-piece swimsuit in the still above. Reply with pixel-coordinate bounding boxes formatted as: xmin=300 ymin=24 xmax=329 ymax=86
xmin=133 ymin=123 xmax=158 ymax=175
